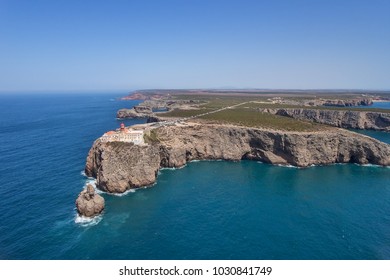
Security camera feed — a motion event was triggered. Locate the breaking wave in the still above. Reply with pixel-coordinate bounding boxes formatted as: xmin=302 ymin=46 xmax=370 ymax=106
xmin=109 ymin=188 xmax=136 ymax=197
xmin=80 ymin=169 xmax=146 ymax=197
xmin=74 ymin=214 xmax=102 ymax=227
xmin=80 ymin=170 xmax=94 ymax=179
xmin=276 ymin=164 xmax=299 ymax=168
xmin=160 ymin=164 xmax=187 ymax=171
xmin=356 ymin=163 xmax=382 ymax=168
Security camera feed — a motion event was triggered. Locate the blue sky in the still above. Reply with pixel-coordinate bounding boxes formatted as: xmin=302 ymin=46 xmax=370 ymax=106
xmin=0 ymin=0 xmax=389 ymax=92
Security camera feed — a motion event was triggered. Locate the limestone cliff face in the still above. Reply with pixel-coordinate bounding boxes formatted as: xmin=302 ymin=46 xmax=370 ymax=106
xmin=85 ymin=124 xmax=390 ymax=193
xmin=85 ymin=141 xmax=161 ymax=193
xmin=322 ymin=98 xmax=373 ymax=107
xmin=117 ymin=106 xmax=153 ymax=119
xmin=117 ymin=100 xmax=205 ymax=119
xmin=260 ymin=108 xmax=390 ymax=131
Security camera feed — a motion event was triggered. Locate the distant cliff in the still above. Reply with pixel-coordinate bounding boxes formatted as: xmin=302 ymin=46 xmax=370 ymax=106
xmin=117 ymin=106 xmax=153 ymax=119
xmin=259 ymin=108 xmax=390 ymax=131
xmin=321 ymin=98 xmax=373 ymax=107
xmin=117 ymin=100 xmax=205 ymax=119
xmin=85 ymin=123 xmax=390 ymax=193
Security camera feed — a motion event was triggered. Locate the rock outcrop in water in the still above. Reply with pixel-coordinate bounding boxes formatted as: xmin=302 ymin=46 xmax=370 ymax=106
xmin=85 ymin=123 xmax=390 ymax=193
xmin=76 ymin=184 xmax=105 ymax=217
xmin=259 ymin=108 xmax=390 ymax=131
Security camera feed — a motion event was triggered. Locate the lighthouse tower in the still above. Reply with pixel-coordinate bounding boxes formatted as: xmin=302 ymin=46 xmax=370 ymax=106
xmin=120 ymin=123 xmax=125 ymax=132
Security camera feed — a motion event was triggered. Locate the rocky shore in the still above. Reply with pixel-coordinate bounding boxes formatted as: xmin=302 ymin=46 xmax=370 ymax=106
xmin=85 ymin=123 xmax=390 ymax=193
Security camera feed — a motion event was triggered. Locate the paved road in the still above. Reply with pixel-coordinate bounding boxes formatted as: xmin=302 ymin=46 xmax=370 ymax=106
xmin=151 ymin=101 xmax=251 ymax=127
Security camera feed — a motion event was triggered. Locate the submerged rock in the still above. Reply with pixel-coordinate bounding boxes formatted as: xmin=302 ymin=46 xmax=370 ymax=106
xmin=76 ymin=184 xmax=105 ymax=217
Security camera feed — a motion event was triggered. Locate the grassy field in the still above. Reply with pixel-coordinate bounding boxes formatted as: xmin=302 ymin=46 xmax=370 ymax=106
xmin=154 ymin=94 xmax=389 ymax=132
xmin=237 ymin=102 xmax=390 ymax=113
xmin=198 ymin=108 xmax=327 ymax=131
xmin=165 ymin=94 xmax=390 ymax=113
xmin=170 ymin=96 xmax=255 ymax=108
xmin=158 ymin=108 xmax=214 ymax=118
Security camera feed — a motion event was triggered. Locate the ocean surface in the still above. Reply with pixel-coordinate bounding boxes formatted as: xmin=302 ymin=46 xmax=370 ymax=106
xmin=0 ymin=93 xmax=389 ymax=260
xmin=371 ymin=101 xmax=390 ymax=109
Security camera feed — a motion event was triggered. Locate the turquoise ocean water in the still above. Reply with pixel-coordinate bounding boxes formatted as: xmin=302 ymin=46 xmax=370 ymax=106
xmin=0 ymin=94 xmax=389 ymax=260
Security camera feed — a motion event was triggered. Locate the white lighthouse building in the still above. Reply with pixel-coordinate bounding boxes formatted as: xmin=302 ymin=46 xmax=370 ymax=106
xmin=101 ymin=123 xmax=144 ymax=144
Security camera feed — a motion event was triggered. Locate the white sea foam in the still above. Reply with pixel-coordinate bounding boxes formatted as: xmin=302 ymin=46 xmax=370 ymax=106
xmin=276 ymin=164 xmax=299 ymax=168
xmin=80 ymin=172 xmax=141 ymax=197
xmin=84 ymin=178 xmax=97 ymax=187
xmin=74 ymin=214 xmax=102 ymax=227
xmin=273 ymin=162 xmax=386 ymax=169
xmin=356 ymin=163 xmax=382 ymax=168
xmin=189 ymin=159 xmax=224 ymax=163
xmin=160 ymin=164 xmax=187 ymax=171
xmin=82 ymin=178 xmax=105 ymax=194
xmin=108 ymin=183 xmax=157 ymax=196
xmin=160 ymin=167 xmax=176 ymax=171
xmin=108 ymin=188 xmax=136 ymax=197
xmin=80 ymin=170 xmax=95 ymax=179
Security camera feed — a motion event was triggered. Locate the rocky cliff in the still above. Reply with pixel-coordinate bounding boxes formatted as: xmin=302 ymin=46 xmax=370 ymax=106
xmin=117 ymin=99 xmax=205 ymax=119
xmin=260 ymin=108 xmax=390 ymax=131
xmin=321 ymin=98 xmax=373 ymax=107
xmin=117 ymin=105 xmax=153 ymax=119
xmin=85 ymin=123 xmax=390 ymax=193
xmin=76 ymin=184 xmax=105 ymax=217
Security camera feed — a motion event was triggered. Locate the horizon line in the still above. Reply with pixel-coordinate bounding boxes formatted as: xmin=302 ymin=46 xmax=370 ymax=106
xmin=1 ymin=88 xmax=390 ymax=94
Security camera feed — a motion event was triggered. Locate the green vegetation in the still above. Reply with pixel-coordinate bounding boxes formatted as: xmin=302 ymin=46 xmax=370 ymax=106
xmin=152 ymin=92 xmax=389 ymax=132
xmin=237 ymin=102 xmax=390 ymax=113
xmin=171 ymin=95 xmax=268 ymax=108
xmin=198 ymin=108 xmax=326 ymax=132
xmin=172 ymin=95 xmax=390 ymax=113
xmin=157 ymin=108 xmax=213 ymax=118
xmin=143 ymin=129 xmax=160 ymax=144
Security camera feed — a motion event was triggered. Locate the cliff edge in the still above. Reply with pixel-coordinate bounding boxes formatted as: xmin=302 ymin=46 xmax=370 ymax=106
xmin=260 ymin=108 xmax=390 ymax=131
xmin=85 ymin=123 xmax=390 ymax=193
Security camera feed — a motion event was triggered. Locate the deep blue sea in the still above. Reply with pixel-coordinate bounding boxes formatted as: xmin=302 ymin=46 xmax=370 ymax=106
xmin=0 ymin=93 xmax=389 ymax=260
xmin=371 ymin=101 xmax=390 ymax=110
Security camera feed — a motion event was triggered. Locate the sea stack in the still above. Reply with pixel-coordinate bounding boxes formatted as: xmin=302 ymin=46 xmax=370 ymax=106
xmin=76 ymin=184 xmax=105 ymax=217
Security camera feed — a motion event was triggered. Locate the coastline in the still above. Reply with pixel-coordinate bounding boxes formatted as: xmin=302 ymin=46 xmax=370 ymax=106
xmin=81 ymin=91 xmax=390 ymax=202
xmin=372 ymin=100 xmax=390 ymax=103
xmin=85 ymin=122 xmax=390 ymax=194
xmin=1 ymin=93 xmax=390 ymax=260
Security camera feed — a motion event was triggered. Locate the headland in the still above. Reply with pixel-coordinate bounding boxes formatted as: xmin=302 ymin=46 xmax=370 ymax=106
xmin=83 ymin=89 xmax=390 ymax=195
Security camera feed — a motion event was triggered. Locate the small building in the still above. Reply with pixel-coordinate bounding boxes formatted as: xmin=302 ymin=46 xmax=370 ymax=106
xmin=101 ymin=123 xmax=144 ymax=144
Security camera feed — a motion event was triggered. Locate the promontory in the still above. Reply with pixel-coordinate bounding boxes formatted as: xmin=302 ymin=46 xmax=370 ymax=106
xmin=85 ymin=90 xmax=390 ymax=194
